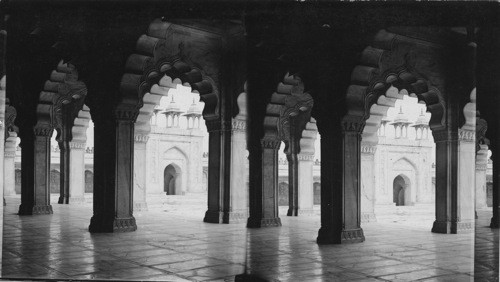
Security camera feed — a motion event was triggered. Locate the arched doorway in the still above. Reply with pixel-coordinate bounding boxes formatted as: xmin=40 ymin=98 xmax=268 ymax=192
xmin=164 ymin=164 xmax=180 ymax=195
xmin=393 ymin=175 xmax=410 ymax=206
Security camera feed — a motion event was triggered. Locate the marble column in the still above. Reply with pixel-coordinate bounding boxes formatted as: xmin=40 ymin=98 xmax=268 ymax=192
xmin=133 ymin=134 xmax=149 ymax=211
xmin=68 ymin=141 xmax=86 ymax=204
xmin=297 ymin=153 xmax=314 ymax=216
xmin=360 ymin=143 xmax=377 ymax=223
xmin=203 ymin=120 xmax=232 ymax=224
xmin=3 ymin=132 xmax=17 ymax=196
xmin=476 ymin=144 xmax=489 ymax=209
xmin=57 ymin=140 xmax=70 ymax=204
xmin=89 ymin=110 xmax=136 ymax=232
xmin=286 ymin=152 xmax=299 ymax=216
xmin=432 ymin=130 xmax=474 ymax=233
xmin=228 ymin=117 xmax=248 ymax=223
xmin=317 ymin=117 xmax=365 ymax=244
xmin=19 ymin=127 xmax=53 ymax=215
xmin=247 ymin=138 xmax=282 ymax=227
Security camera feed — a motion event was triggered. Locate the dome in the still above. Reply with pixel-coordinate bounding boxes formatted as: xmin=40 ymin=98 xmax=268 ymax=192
xmin=393 ymin=106 xmax=408 ymax=123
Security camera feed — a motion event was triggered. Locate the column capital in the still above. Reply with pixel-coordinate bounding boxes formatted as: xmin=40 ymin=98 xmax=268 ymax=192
xmin=361 ymin=144 xmax=377 ymax=155
xmin=341 ymin=116 xmax=365 ymax=133
xmin=69 ymin=141 xmax=86 ymax=149
xmin=432 ymin=130 xmax=458 ymax=142
xmin=114 ymin=108 xmax=139 ymax=121
xmin=33 ymin=126 xmax=53 ymax=137
xmin=458 ymin=129 xmax=475 ymax=142
xmin=134 ymin=134 xmax=149 ymax=143
xmin=231 ymin=118 xmax=246 ymax=132
xmin=4 ymin=151 xmax=16 ymax=158
xmin=261 ymin=138 xmax=281 ymax=149
xmin=206 ymin=119 xmax=231 ymax=132
xmin=297 ymin=154 xmax=315 ymax=161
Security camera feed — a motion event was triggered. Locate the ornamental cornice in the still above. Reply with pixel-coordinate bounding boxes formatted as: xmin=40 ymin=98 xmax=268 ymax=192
xmin=458 ymin=129 xmax=475 ymax=142
xmin=361 ymin=145 xmax=377 ymax=155
xmin=69 ymin=141 xmax=86 ymax=149
xmin=134 ymin=134 xmax=150 ymax=143
xmin=297 ymin=154 xmax=315 ymax=161
xmin=261 ymin=138 xmax=281 ymax=149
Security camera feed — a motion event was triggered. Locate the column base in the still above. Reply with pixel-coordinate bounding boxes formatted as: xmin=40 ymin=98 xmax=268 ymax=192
xmin=361 ymin=212 xmax=377 ymax=223
xmin=89 ymin=214 xmax=137 ymax=233
xmin=134 ymin=202 xmax=149 ymax=212
xmin=298 ymin=209 xmax=315 ymax=216
xmin=246 ymin=217 xmax=281 ymax=228
xmin=490 ymin=216 xmax=499 ymax=228
xmin=317 ymin=227 xmax=365 ymax=244
xmin=432 ymin=220 xmax=473 ymax=234
xmin=18 ymin=204 xmax=34 ymax=215
xmin=33 ymin=205 xmax=53 ymax=215
xmin=228 ymin=210 xmax=248 ymax=223
xmin=203 ymin=210 xmax=223 ymax=223
xmin=69 ymin=196 xmax=87 ymax=205
xmin=287 ymin=207 xmax=298 ymax=216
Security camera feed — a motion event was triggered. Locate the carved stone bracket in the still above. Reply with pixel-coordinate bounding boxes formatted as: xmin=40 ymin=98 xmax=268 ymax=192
xmin=261 ymin=138 xmax=281 ymax=149
xmin=458 ymin=129 xmax=475 ymax=142
xmin=134 ymin=134 xmax=150 ymax=143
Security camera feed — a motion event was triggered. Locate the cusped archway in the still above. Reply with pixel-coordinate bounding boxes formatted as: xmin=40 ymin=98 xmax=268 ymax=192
xmin=393 ymin=174 xmax=411 ymax=206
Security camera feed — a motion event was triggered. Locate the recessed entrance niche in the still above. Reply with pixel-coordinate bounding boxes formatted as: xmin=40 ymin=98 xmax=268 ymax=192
xmin=393 ymin=174 xmax=410 ymax=206
xmin=164 ymin=164 xmax=180 ymax=195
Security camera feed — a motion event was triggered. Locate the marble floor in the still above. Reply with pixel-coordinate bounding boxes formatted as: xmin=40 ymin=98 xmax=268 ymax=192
xmin=1 ymin=195 xmax=498 ymax=281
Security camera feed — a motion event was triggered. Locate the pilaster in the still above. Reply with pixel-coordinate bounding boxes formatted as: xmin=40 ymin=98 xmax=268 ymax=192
xmin=297 ymin=153 xmax=314 ymax=216
xmin=133 ymin=133 xmax=149 ymax=212
xmin=4 ymin=132 xmax=17 ymax=196
xmin=68 ymin=141 xmax=86 ymax=204
xmin=360 ymin=143 xmax=377 ymax=223
xmin=228 ymin=117 xmax=248 ymax=223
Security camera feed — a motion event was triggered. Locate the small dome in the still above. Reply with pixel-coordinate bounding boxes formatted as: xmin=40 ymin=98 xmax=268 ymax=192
xmin=165 ymin=95 xmax=181 ymax=113
xmin=186 ymin=98 xmax=202 ymax=115
xmin=394 ymin=106 xmax=408 ymax=123
xmin=415 ymin=109 xmax=428 ymax=125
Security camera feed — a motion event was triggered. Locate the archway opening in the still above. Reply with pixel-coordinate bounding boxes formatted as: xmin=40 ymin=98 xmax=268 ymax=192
xmin=164 ymin=164 xmax=179 ymax=195
xmin=393 ymin=175 xmax=409 ymax=206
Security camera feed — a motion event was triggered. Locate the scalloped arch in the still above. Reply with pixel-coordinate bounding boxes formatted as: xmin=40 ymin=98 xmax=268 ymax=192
xmin=345 ymin=29 xmax=445 ymax=132
xmin=120 ymin=19 xmax=218 ymax=124
xmin=263 ymin=73 xmax=314 ymax=151
xmin=35 ymin=60 xmax=87 ymax=140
